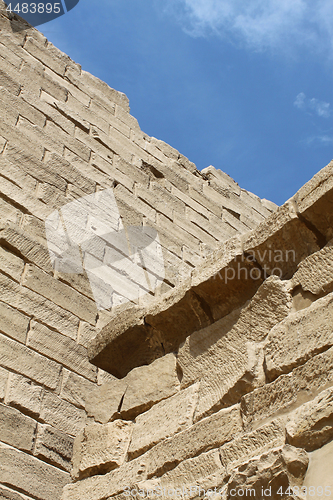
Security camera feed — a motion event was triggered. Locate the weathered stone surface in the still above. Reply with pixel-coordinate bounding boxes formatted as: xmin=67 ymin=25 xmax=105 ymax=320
xmin=40 ymin=392 xmax=86 ymax=436
xmin=264 ymin=292 xmax=333 ymax=381
xmin=34 ymin=424 xmax=74 ymax=472
xmin=0 ymin=443 xmax=70 ymax=500
xmin=159 ymin=449 xmax=225 ymax=498
xmin=0 ymin=367 xmax=8 ymax=402
xmin=0 ymin=273 xmax=80 ymax=338
xmin=128 ymin=383 xmax=199 ymax=460
xmin=0 ymin=246 xmax=24 ymax=282
xmin=72 ymin=420 xmax=133 ymax=480
xmin=27 ymin=321 xmax=97 ymax=382
xmin=0 ymin=485 xmax=31 ymax=500
xmin=6 ymin=372 xmax=43 ymax=418
xmin=220 ymin=419 xmax=286 ymax=472
xmin=286 ymin=387 xmax=333 ymax=451
xmin=22 ymin=264 xmax=97 ymax=325
xmin=225 ymin=446 xmax=309 ymax=500
xmin=0 ymin=301 xmax=30 ymax=343
xmin=0 ymin=403 xmax=36 ymax=452
xmin=0 ymin=333 xmax=62 ymax=389
xmin=293 ymin=159 xmax=333 ymax=242
xmin=178 ymin=277 xmax=291 ymax=420
xmin=86 ymin=353 xmax=179 ymax=423
xmin=292 ymin=239 xmax=333 ymax=295
xmin=60 ymin=370 xmax=96 ymax=409
xmin=145 ymin=404 xmax=242 ymax=478
xmin=241 ymin=346 xmax=333 ymax=429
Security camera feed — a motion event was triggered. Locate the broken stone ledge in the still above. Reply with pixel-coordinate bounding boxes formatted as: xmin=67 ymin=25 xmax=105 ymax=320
xmin=88 ymin=160 xmax=333 ymax=378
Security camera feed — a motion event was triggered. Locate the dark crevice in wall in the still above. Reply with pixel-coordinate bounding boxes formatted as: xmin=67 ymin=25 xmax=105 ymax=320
xmin=296 ymin=212 xmax=327 ymax=248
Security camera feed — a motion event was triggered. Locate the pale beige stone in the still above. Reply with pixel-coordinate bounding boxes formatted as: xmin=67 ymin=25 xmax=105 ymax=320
xmin=264 ymin=292 xmax=333 ymax=381
xmin=6 ymin=372 xmax=43 ymax=418
xmin=0 ymin=333 xmax=62 ymax=390
xmin=0 ymin=246 xmax=24 ymax=282
xmin=128 ymin=383 xmax=199 ymax=459
xmin=86 ymin=353 xmax=179 ymax=423
xmin=220 ymin=419 xmax=285 ymax=471
xmin=292 ymin=239 xmax=333 ymax=295
xmin=34 ymin=424 xmax=74 ymax=472
xmin=60 ymin=370 xmax=96 ymax=409
xmin=0 ymin=366 xmax=8 ymax=402
xmin=226 ymin=446 xmax=309 ymax=500
xmin=178 ymin=277 xmax=291 ymax=420
xmin=27 ymin=321 xmax=97 ymax=382
xmin=145 ymin=404 xmax=242 ymax=478
xmin=72 ymin=420 xmax=133 ymax=480
xmin=303 ymin=439 xmax=333 ymax=496
xmin=286 ymin=387 xmax=333 ymax=451
xmin=40 ymin=392 xmax=86 ymax=436
xmin=0 ymin=443 xmax=70 ymax=500
xmin=0 ymin=301 xmax=30 ymax=343
xmin=0 ymin=403 xmax=36 ymax=452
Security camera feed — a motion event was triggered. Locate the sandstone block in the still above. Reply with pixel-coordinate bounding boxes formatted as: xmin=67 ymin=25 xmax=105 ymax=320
xmin=0 ymin=366 xmax=8 ymax=402
xmin=6 ymin=372 xmax=43 ymax=418
xmin=0 ymin=225 xmax=53 ymax=273
xmin=292 ymin=239 xmax=333 ymax=295
xmin=145 ymin=404 xmax=242 ymax=478
xmin=0 ymin=443 xmax=69 ymax=500
xmin=0 ymin=273 xmax=80 ymax=338
xmin=0 ymin=301 xmax=29 ymax=343
xmin=81 ymin=70 xmax=130 ymax=110
xmin=220 ymin=419 xmax=285 ymax=471
xmin=0 ymin=403 xmax=36 ymax=452
xmin=24 ymin=37 xmax=67 ymax=76
xmin=174 ymin=212 xmax=218 ymax=248
xmin=241 ymin=346 xmax=333 ymax=429
xmin=22 ymin=264 xmax=97 ymax=325
xmin=128 ymin=383 xmax=199 ymax=460
xmin=86 ymin=353 xmax=179 ymax=423
xmin=177 ymin=277 xmax=292 ymax=419
xmin=286 ymin=387 xmax=333 ymax=451
xmin=243 ymin=202 xmax=319 ymax=279
xmin=0 ymin=246 xmax=24 ymax=282
xmin=159 ymin=449 xmax=225 ymax=493
xmin=72 ymin=420 xmax=133 ymax=480
xmin=40 ymin=392 xmax=86 ymax=436
xmin=34 ymin=424 xmax=74 ymax=472
xmin=225 ymin=445 xmax=308 ymax=500
xmin=189 ymin=186 xmax=223 ymax=218
xmin=0 ymin=333 xmax=61 ymax=390
xmin=0 ymin=68 xmax=20 ymax=96
xmin=27 ymin=321 xmax=97 ymax=382
xmin=62 ymin=455 xmax=147 ymax=500
xmin=264 ymin=292 xmax=333 ymax=381
xmin=114 ymin=184 xmax=156 ymax=223
xmin=201 ymin=166 xmax=241 ymax=196
xmin=60 ymin=370 xmax=96 ymax=409
xmin=0 ymin=86 xmax=46 ymax=128
xmin=0 ymin=485 xmax=30 ymax=500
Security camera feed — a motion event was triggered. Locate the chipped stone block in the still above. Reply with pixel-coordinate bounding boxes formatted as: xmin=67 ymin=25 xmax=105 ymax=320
xmin=72 ymin=420 xmax=133 ymax=480
xmin=128 ymin=383 xmax=199 ymax=460
xmin=145 ymin=404 xmax=242 ymax=478
xmin=86 ymin=353 xmax=179 ymax=423
xmin=34 ymin=424 xmax=74 ymax=472
xmin=286 ymin=387 xmax=333 ymax=451
xmin=292 ymin=239 xmax=333 ymax=295
xmin=220 ymin=419 xmax=285 ymax=471
xmin=0 ymin=246 xmax=24 ymax=282
xmin=264 ymin=292 xmax=333 ymax=382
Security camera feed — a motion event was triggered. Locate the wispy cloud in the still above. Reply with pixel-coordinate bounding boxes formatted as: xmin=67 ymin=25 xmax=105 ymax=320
xmin=303 ymin=135 xmax=333 ymax=146
xmin=163 ymin=0 xmax=333 ymax=53
xmin=294 ymin=92 xmax=331 ymax=118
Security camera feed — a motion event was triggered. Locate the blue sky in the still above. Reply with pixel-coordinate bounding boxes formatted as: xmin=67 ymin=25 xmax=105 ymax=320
xmin=38 ymin=0 xmax=333 ymax=205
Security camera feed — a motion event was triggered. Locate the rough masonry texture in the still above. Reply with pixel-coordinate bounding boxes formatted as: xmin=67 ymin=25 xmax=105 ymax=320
xmin=0 ymin=3 xmax=332 ymax=500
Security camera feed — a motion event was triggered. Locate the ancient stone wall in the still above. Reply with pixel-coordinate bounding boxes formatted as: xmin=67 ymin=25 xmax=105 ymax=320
xmin=64 ymin=160 xmax=333 ymax=500
xmin=0 ymin=3 xmax=277 ymax=499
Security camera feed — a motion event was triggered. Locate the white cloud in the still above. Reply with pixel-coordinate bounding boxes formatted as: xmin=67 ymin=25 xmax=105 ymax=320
xmin=303 ymin=135 xmax=333 ymax=146
xmin=163 ymin=0 xmax=333 ymax=53
xmin=294 ymin=93 xmax=331 ymax=118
